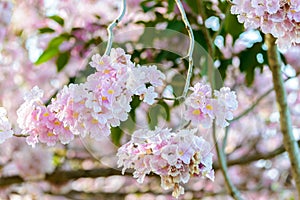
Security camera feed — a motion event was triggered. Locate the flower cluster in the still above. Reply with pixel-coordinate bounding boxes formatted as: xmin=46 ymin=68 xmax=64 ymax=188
xmin=17 ymin=86 xmax=74 ymax=146
xmin=185 ymin=82 xmax=238 ymax=128
xmin=0 ymin=107 xmax=13 ymax=144
xmin=231 ymin=0 xmax=300 ymax=51
xmin=17 ymin=48 xmax=165 ymax=147
xmin=117 ymin=127 xmax=214 ymax=198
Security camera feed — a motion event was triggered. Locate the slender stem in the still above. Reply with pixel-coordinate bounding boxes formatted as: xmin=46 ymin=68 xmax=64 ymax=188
xmin=230 ymin=72 xmax=299 ymax=123
xmin=154 ymin=97 xmax=179 ymax=101
xmin=13 ymin=133 xmax=28 ymax=137
xmin=231 ymin=87 xmax=273 ymax=122
xmin=175 ymin=0 xmax=195 ymax=98
xmin=104 ymin=0 xmax=127 ymax=55
xmin=213 ymin=123 xmax=243 ymax=200
xmin=266 ymin=33 xmax=300 ymax=197
xmin=220 ymin=140 xmax=300 ymax=169
xmin=222 ymin=126 xmax=229 ymax=151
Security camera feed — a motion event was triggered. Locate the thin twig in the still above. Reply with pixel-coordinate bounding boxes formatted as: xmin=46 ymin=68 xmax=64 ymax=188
xmin=175 ymin=0 xmax=195 ymax=98
xmin=154 ymin=97 xmax=178 ymax=101
xmin=104 ymin=0 xmax=127 ymax=55
xmin=231 ymin=73 xmax=299 ymax=122
xmin=13 ymin=133 xmax=28 ymax=138
xmin=231 ymin=88 xmax=273 ymax=122
xmin=221 ymin=141 xmax=299 ymax=168
xmin=213 ymin=123 xmax=244 ymax=200
xmin=222 ymin=126 xmax=230 ymax=151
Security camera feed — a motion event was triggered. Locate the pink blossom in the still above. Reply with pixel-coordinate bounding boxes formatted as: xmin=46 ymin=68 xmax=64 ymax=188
xmin=117 ymin=127 xmax=214 ymax=198
xmin=231 ymin=0 xmax=300 ymax=51
xmin=17 ymin=48 xmax=165 ymax=144
xmin=0 ymin=107 xmax=13 ymax=144
xmin=185 ymin=82 xmax=238 ymax=128
xmin=213 ymin=87 xmax=238 ymax=127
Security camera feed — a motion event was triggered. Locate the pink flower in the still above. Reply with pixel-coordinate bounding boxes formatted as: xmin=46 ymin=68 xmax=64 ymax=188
xmin=117 ymin=127 xmax=214 ymax=198
xmin=185 ymin=107 xmax=213 ymax=128
xmin=231 ymin=0 xmax=300 ymax=52
xmin=17 ymin=48 xmax=165 ymax=144
xmin=0 ymin=107 xmax=13 ymax=144
xmin=161 ymin=144 xmax=179 ymax=165
xmin=213 ymin=87 xmax=238 ymax=127
xmin=185 ymin=82 xmax=238 ymax=128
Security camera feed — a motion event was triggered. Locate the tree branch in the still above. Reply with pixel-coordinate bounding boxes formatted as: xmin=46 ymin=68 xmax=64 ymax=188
xmin=104 ymin=0 xmax=127 ymax=55
xmin=231 ymin=73 xmax=299 ymax=123
xmin=1 ymin=139 xmax=299 ymax=188
xmin=266 ymin=33 xmax=300 ymax=197
xmin=0 ymin=168 xmax=128 ymax=187
xmin=215 ymin=141 xmax=300 ymax=169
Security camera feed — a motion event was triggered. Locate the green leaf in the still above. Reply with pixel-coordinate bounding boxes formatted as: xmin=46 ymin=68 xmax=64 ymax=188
xmin=170 ymin=74 xmax=185 ymax=97
xmin=148 ymin=104 xmax=168 ymax=130
xmin=185 ymin=0 xmax=198 ymax=13
xmin=223 ymin=13 xmax=244 ymax=40
xmin=35 ymin=48 xmax=59 ymax=65
xmin=239 ymin=42 xmax=268 ymax=85
xmin=48 ymin=34 xmax=70 ymax=48
xmin=49 ymin=15 xmax=64 ymax=26
xmin=56 ymin=51 xmax=70 ymax=72
xmin=111 ymin=127 xmax=123 ymax=146
xmin=129 ymin=95 xmax=142 ymax=122
xmin=38 ymin=27 xmax=55 ymax=34
xmin=167 ymin=0 xmax=175 ymax=13
xmin=141 ymin=1 xmax=157 ymax=12
xmin=158 ymin=101 xmax=170 ymax=121
xmin=167 ymin=20 xmax=185 ymax=32
xmin=35 ymin=34 xmax=70 ymax=66
xmin=52 ymin=155 xmax=62 ymax=167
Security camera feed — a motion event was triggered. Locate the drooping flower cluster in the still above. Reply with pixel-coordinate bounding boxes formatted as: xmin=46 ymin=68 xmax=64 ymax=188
xmin=17 ymin=48 xmax=165 ymax=147
xmin=17 ymin=86 xmax=74 ymax=146
xmin=117 ymin=127 xmax=214 ymax=198
xmin=0 ymin=107 xmax=13 ymax=144
xmin=231 ymin=0 xmax=300 ymax=51
xmin=185 ymin=82 xmax=238 ymax=128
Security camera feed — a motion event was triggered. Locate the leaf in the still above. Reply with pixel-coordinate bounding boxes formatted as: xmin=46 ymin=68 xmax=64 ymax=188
xmin=48 ymin=34 xmax=70 ymax=48
xmin=167 ymin=0 xmax=175 ymax=13
xmin=158 ymin=101 xmax=170 ymax=121
xmin=38 ymin=27 xmax=55 ymax=34
xmin=129 ymin=95 xmax=142 ymax=122
xmin=223 ymin=13 xmax=244 ymax=41
xmin=35 ymin=48 xmax=59 ymax=65
xmin=35 ymin=34 xmax=70 ymax=65
xmin=141 ymin=1 xmax=157 ymax=12
xmin=148 ymin=104 xmax=168 ymax=130
xmin=49 ymin=15 xmax=64 ymax=26
xmin=56 ymin=51 xmax=70 ymax=72
xmin=185 ymin=0 xmax=198 ymax=13
xmin=167 ymin=20 xmax=185 ymax=32
xmin=239 ymin=42 xmax=268 ymax=85
xmin=170 ymin=74 xmax=185 ymax=97
xmin=111 ymin=127 xmax=123 ymax=146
